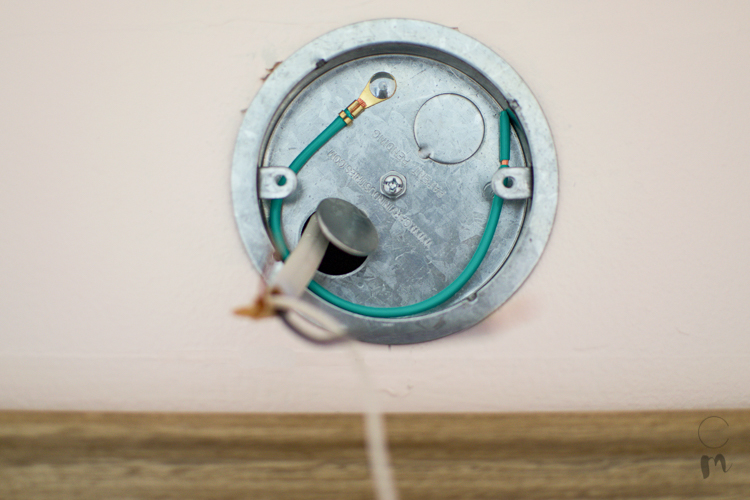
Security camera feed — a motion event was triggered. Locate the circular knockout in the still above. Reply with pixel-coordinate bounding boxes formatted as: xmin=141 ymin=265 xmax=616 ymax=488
xmin=414 ymin=93 xmax=485 ymax=164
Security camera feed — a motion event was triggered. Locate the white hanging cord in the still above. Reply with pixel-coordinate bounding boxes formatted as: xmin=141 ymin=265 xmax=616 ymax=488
xmin=273 ymin=297 xmax=399 ymax=499
xmin=349 ymin=340 xmax=400 ymax=500
xmin=235 ymin=213 xmax=398 ymax=499
xmin=274 ymin=301 xmax=399 ymax=500
xmin=237 ymin=291 xmax=398 ymax=500
xmin=268 ymin=294 xmax=346 ymax=342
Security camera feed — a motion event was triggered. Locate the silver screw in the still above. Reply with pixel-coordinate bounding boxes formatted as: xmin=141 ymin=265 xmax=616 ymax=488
xmin=380 ymin=171 xmax=406 ymax=199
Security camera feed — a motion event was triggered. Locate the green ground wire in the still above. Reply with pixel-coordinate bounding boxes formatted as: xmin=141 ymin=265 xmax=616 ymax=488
xmin=268 ymin=111 xmax=511 ymax=318
xmin=269 ymin=116 xmax=347 ymax=253
xmin=500 ymin=108 xmax=511 ymax=162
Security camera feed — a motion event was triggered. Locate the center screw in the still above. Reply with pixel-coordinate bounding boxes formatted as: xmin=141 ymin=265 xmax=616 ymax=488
xmin=380 ymin=171 xmax=407 ymax=199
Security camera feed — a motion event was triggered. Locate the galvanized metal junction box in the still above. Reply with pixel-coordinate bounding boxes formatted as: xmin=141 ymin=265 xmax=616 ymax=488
xmin=232 ymin=19 xmax=558 ymax=344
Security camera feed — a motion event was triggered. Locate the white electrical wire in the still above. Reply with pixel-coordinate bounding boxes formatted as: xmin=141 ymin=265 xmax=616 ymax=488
xmin=264 ymin=293 xmax=399 ymax=500
xmin=242 ymin=273 xmax=398 ymax=500
xmin=268 ymin=294 xmax=346 ymax=342
xmin=349 ymin=341 xmax=399 ymax=500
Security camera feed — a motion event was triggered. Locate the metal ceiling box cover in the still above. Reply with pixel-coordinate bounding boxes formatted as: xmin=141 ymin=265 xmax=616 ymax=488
xmin=232 ymin=19 xmax=558 ymax=344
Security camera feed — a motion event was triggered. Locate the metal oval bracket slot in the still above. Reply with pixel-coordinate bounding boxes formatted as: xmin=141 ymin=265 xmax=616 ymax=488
xmin=259 ymin=167 xmax=297 ymax=199
xmin=491 ymin=167 xmax=532 ymax=200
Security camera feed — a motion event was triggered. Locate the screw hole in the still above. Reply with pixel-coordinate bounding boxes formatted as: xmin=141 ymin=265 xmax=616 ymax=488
xmin=276 ymin=175 xmax=287 ymax=186
xmin=503 ymin=176 xmax=514 ymax=188
xmin=301 ymin=214 xmax=367 ymax=276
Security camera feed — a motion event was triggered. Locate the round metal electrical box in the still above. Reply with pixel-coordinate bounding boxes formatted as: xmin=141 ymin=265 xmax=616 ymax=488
xmin=232 ymin=19 xmax=557 ymax=344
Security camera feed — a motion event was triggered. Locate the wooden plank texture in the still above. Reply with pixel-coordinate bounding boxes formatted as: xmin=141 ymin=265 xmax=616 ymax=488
xmin=0 ymin=410 xmax=748 ymax=499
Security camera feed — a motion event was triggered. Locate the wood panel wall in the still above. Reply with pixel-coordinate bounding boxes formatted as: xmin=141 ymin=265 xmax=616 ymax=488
xmin=1 ymin=410 xmax=747 ymax=499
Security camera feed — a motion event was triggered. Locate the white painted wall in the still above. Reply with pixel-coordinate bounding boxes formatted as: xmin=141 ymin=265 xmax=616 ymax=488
xmin=1 ymin=0 xmax=748 ymax=412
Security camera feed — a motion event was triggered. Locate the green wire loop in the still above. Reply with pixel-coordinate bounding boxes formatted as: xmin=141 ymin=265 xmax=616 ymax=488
xmin=268 ymin=111 xmax=512 ymax=318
